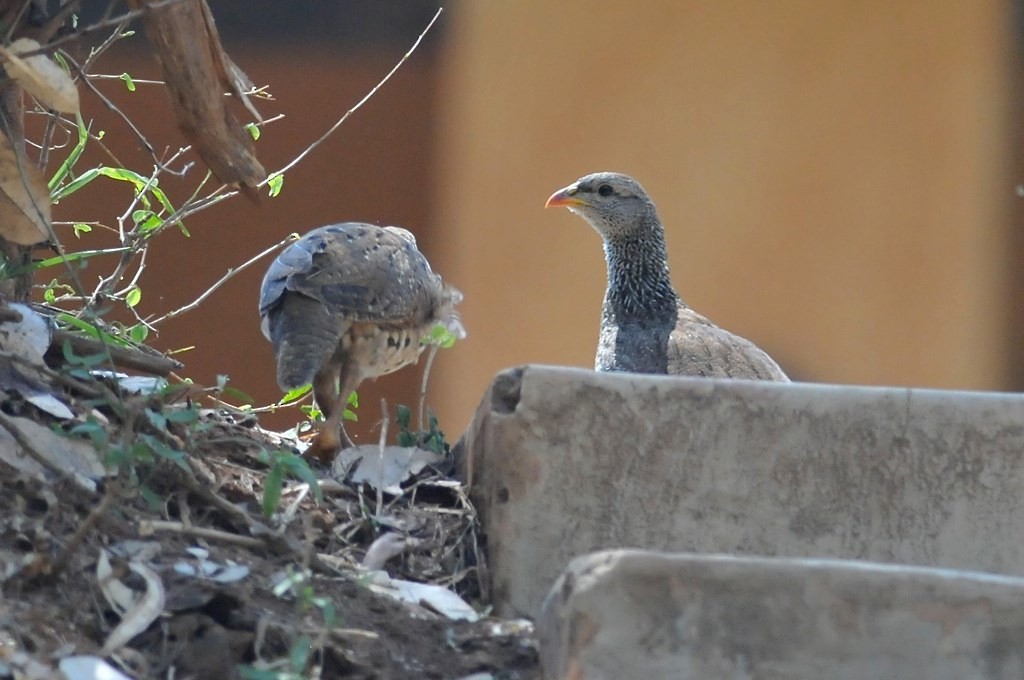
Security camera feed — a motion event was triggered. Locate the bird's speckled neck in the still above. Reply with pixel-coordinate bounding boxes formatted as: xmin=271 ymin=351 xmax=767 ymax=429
xmin=602 ymin=214 xmax=679 ymax=323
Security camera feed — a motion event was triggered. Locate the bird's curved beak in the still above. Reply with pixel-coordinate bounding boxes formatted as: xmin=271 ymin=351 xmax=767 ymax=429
xmin=545 ymin=184 xmax=586 ymax=209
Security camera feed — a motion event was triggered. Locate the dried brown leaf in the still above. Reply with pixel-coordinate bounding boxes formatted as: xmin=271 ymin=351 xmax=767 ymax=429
xmin=0 ymin=130 xmax=51 ymax=245
xmin=1 ymin=38 xmax=80 ymax=114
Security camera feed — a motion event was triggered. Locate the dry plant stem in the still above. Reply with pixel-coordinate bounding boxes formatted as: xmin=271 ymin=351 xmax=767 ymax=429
xmin=2 ymin=0 xmax=33 ymax=44
xmin=264 ymin=7 xmax=443 ymax=187
xmin=24 ymin=0 xmax=190 ymax=56
xmin=0 ymin=410 xmax=83 ymax=484
xmin=148 ymin=233 xmax=299 ymax=326
xmin=0 ymin=307 xmax=22 ymax=322
xmin=48 ymin=485 xmax=117 ymax=578
xmin=67 ymin=52 xmax=156 ymax=156
xmin=166 ymin=458 xmax=338 ymax=575
xmin=140 ymin=519 xmax=264 ymax=549
xmin=37 ymin=113 xmax=56 ymax=171
xmin=50 ymin=328 xmax=182 ymax=376
xmin=2 ymin=348 xmax=103 ymax=398
xmin=167 ymin=3 xmax=447 ymax=212
xmin=418 ymin=344 xmax=439 ymax=434
xmin=377 ymin=398 xmax=388 ymax=519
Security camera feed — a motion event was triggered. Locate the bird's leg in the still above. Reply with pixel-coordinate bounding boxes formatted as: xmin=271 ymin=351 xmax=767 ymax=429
xmin=307 ymin=364 xmax=343 ymax=462
xmin=307 ymin=362 xmax=359 ymax=463
xmin=333 ymin=368 xmax=361 ymax=449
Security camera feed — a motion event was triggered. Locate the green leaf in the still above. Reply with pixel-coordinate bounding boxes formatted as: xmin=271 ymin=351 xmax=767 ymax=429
xmin=139 ymin=433 xmax=188 ymax=469
xmin=128 ymin=323 xmax=149 ymax=343
xmin=278 ymin=384 xmax=312 ymax=405
xmin=72 ymin=222 xmax=91 ymax=237
xmin=237 ymin=667 xmax=283 ymax=680
xmin=48 ymin=113 xmax=89 ymax=194
xmin=61 ymin=339 xmax=108 ymax=367
xmin=267 ymin=173 xmax=284 ymax=197
xmin=222 ymin=386 xmax=254 ymax=404
xmin=119 ymin=72 xmax=136 ymax=92
xmin=139 ymin=485 xmax=163 ymax=511
xmin=164 ymin=408 xmax=199 ymax=424
xmin=144 ymin=408 xmax=167 ymax=431
xmin=263 ymin=463 xmax=284 ymax=517
xmin=429 ymin=323 xmax=458 ymax=348
xmin=245 ymin=123 xmax=260 ymax=140
xmin=289 ymin=634 xmax=312 ymax=672
xmin=57 ymin=313 xmax=132 ymax=348
xmin=278 ymin=453 xmax=322 ymax=501
xmin=314 ymin=597 xmax=337 ymax=627
xmin=396 ymin=404 xmax=411 ymax=429
xmin=29 ymin=247 xmax=131 ymax=273
xmin=125 ymin=287 xmax=142 ymax=308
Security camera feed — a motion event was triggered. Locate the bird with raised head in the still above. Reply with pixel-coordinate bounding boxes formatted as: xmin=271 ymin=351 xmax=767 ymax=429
xmin=545 ymin=172 xmax=788 ymax=381
xmin=259 ymin=223 xmax=464 ymax=460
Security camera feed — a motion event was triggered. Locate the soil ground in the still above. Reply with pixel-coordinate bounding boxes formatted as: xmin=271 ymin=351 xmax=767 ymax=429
xmin=0 ymin=384 xmax=540 ymax=680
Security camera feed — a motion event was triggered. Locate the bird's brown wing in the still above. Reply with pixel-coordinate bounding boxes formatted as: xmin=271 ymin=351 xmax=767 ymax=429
xmin=259 ymin=223 xmax=441 ymax=389
xmin=261 ymin=223 xmax=440 ymax=328
xmin=667 ymin=305 xmax=789 ymax=381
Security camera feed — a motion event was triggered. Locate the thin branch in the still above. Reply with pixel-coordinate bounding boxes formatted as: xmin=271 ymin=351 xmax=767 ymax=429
xmin=418 ymin=345 xmax=440 ymax=434
xmin=64 ymin=52 xmax=156 ymax=157
xmin=23 ymin=0 xmax=190 ymax=56
xmin=261 ymin=6 xmax=443 ymax=186
xmin=377 ymin=398 xmax=388 ymax=519
xmin=147 ymin=233 xmax=299 ymax=326
xmin=139 ymin=520 xmax=265 ymax=549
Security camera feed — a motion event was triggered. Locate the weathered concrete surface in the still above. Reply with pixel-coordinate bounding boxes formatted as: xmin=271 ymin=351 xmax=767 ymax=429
xmin=459 ymin=365 xmax=1024 ymax=617
xmin=538 ymin=550 xmax=1024 ymax=680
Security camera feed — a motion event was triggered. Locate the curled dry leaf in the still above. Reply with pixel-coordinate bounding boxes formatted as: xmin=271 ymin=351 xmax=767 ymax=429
xmin=366 ymin=571 xmax=480 ymax=622
xmin=96 ymin=549 xmax=139 ymax=615
xmin=0 ymin=303 xmax=49 ymax=363
xmin=1 ymin=38 xmax=80 ymax=114
xmin=361 ymin=532 xmax=423 ymax=571
xmin=0 ymin=303 xmax=71 ymax=418
xmin=100 ymin=562 xmax=166 ymax=655
xmin=333 ymin=445 xmax=444 ymax=496
xmin=59 ymin=656 xmax=133 ymax=680
xmin=0 ymin=130 xmax=51 ymax=245
xmin=2 ymin=415 xmax=104 ymax=481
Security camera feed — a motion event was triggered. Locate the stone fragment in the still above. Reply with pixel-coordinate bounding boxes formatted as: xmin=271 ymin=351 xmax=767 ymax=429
xmin=539 ymin=550 xmax=1024 ymax=680
xmin=461 ymin=365 xmax=1024 ymax=617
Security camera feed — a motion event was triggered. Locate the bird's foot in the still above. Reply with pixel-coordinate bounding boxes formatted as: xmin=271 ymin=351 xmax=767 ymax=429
xmin=305 ymin=425 xmax=355 ymax=465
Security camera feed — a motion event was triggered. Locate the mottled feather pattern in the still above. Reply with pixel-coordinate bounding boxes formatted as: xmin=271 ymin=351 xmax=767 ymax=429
xmin=548 ymin=172 xmax=788 ymax=382
xmin=259 ymin=222 xmax=463 ymax=455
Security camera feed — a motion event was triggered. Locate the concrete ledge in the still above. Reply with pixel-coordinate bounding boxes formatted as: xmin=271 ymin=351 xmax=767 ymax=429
xmin=461 ymin=365 xmax=1024 ymax=617
xmin=538 ymin=550 xmax=1024 ymax=680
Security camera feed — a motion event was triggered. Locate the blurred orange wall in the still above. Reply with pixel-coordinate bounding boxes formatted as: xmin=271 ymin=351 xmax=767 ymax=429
xmin=431 ymin=0 xmax=1017 ymax=434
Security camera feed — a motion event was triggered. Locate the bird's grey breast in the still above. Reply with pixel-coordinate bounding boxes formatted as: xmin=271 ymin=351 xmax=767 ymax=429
xmin=596 ymin=304 xmax=676 ymax=374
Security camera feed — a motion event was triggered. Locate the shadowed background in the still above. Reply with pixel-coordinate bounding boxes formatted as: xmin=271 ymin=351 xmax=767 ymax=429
xmin=53 ymin=0 xmax=1023 ymax=442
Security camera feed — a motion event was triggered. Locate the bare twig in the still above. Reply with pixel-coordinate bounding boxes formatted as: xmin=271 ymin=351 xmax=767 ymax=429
xmin=147 ymin=233 xmax=299 ymax=326
xmin=262 ymin=7 xmax=444 ymax=186
xmin=418 ymin=345 xmax=440 ymax=435
xmin=65 ymin=52 xmax=156 ymax=157
xmin=23 ymin=0 xmax=190 ymax=56
xmin=376 ymin=398 xmax=388 ymax=519
xmin=49 ymin=485 xmax=117 ymax=578
xmin=50 ymin=328 xmax=183 ymax=375
xmin=139 ymin=520 xmax=265 ymax=548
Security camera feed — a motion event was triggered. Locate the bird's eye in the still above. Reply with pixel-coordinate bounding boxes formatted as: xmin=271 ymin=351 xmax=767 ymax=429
xmin=597 ymin=184 xmax=613 ymax=197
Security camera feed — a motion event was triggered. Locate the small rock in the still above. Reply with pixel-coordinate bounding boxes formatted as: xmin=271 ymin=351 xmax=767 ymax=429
xmin=539 ymin=550 xmax=1024 ymax=680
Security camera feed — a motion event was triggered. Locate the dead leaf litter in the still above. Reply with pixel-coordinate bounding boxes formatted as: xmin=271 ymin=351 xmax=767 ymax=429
xmin=0 ymin=310 xmax=538 ymax=679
